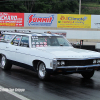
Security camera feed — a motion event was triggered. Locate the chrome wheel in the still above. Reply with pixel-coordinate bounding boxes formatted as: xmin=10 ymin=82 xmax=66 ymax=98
xmin=1 ymin=55 xmax=6 ymax=69
xmin=0 ymin=54 xmax=12 ymax=70
xmin=38 ymin=62 xmax=50 ymax=80
xmin=38 ymin=63 xmax=46 ymax=78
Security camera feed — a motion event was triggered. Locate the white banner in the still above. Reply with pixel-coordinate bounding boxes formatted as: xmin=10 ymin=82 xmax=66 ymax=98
xmin=91 ymin=15 xmax=100 ymax=28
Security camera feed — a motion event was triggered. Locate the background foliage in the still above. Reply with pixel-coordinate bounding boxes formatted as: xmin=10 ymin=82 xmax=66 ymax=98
xmin=0 ymin=0 xmax=100 ymax=14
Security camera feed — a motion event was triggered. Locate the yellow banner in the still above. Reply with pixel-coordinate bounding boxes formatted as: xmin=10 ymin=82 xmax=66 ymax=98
xmin=0 ymin=23 xmax=15 ymax=26
xmin=57 ymin=14 xmax=91 ymax=28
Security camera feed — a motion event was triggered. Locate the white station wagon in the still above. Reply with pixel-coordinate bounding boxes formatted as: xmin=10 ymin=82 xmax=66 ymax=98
xmin=0 ymin=31 xmax=100 ymax=80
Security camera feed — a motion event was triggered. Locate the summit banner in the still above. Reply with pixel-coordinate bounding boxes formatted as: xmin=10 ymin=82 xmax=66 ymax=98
xmin=24 ymin=13 xmax=57 ymax=27
xmin=57 ymin=14 xmax=91 ymax=28
xmin=0 ymin=12 xmax=24 ymax=27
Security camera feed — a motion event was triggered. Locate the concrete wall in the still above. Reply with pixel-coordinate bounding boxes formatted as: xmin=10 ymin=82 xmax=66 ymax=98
xmin=0 ymin=26 xmax=100 ymax=43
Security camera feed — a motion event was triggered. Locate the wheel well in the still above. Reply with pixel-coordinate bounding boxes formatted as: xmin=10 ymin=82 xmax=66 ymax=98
xmin=32 ymin=60 xmax=44 ymax=71
xmin=0 ymin=54 xmax=2 ymax=61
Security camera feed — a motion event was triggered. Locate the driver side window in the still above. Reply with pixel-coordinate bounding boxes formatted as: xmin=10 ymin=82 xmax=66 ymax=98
xmin=11 ymin=35 xmax=21 ymax=46
xmin=20 ymin=36 xmax=29 ymax=47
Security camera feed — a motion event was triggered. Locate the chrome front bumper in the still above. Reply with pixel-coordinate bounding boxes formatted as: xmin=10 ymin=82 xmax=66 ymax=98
xmin=54 ymin=64 xmax=100 ymax=73
xmin=47 ymin=64 xmax=100 ymax=74
xmin=57 ymin=64 xmax=100 ymax=69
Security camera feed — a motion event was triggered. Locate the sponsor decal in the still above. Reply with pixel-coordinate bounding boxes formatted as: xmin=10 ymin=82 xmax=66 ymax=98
xmin=0 ymin=12 xmax=24 ymax=27
xmin=94 ymin=23 xmax=100 ymax=25
xmin=45 ymin=39 xmax=47 ymax=41
xmin=0 ymin=88 xmax=25 ymax=92
xmin=32 ymin=42 xmax=35 ymax=44
xmin=57 ymin=14 xmax=91 ymax=28
xmin=17 ymin=38 xmax=20 ymax=40
xmin=43 ymin=42 xmax=47 ymax=45
xmin=44 ymin=45 xmax=47 ymax=47
xmin=40 ymin=45 xmax=43 ymax=47
xmin=28 ymin=14 xmax=54 ymax=26
xmin=94 ymin=23 xmax=100 ymax=28
xmin=32 ymin=45 xmax=35 ymax=47
xmin=32 ymin=36 xmax=38 ymax=38
xmin=40 ymin=42 xmax=43 ymax=44
xmin=34 ymin=39 xmax=38 ymax=40
xmin=36 ymin=42 xmax=39 ymax=44
xmin=59 ymin=15 xmax=87 ymax=24
xmin=91 ymin=15 xmax=100 ymax=29
xmin=36 ymin=45 xmax=39 ymax=47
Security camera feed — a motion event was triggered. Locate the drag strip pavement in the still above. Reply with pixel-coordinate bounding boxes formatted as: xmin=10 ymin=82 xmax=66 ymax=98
xmin=0 ymin=85 xmax=30 ymax=100
xmin=0 ymin=65 xmax=100 ymax=100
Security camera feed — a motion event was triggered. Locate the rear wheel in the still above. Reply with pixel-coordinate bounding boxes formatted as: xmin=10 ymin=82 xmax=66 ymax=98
xmin=0 ymin=54 xmax=12 ymax=70
xmin=38 ymin=62 xmax=49 ymax=80
xmin=81 ymin=70 xmax=94 ymax=79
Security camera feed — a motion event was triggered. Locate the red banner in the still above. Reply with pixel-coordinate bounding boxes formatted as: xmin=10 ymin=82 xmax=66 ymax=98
xmin=0 ymin=12 xmax=24 ymax=27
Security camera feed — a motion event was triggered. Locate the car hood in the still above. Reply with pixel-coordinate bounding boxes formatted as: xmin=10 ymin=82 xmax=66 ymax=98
xmin=36 ymin=46 xmax=100 ymax=59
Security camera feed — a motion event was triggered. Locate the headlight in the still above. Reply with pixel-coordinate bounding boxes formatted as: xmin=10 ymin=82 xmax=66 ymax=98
xmin=53 ymin=59 xmax=57 ymax=70
xmin=57 ymin=61 xmax=60 ymax=66
xmin=61 ymin=61 xmax=65 ymax=66
xmin=93 ymin=60 xmax=96 ymax=64
xmin=97 ymin=60 xmax=100 ymax=64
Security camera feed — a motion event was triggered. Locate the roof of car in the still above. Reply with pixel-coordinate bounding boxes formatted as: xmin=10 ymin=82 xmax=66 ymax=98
xmin=2 ymin=31 xmax=61 ymax=37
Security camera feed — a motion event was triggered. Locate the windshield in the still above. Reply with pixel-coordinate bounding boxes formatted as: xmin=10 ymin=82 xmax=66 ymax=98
xmin=31 ymin=36 xmax=70 ymax=47
xmin=0 ymin=34 xmax=15 ymax=42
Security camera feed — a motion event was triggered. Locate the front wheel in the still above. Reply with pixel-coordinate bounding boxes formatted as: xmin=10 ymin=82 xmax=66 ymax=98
xmin=81 ymin=70 xmax=94 ymax=79
xmin=38 ymin=62 xmax=50 ymax=80
xmin=0 ymin=54 xmax=12 ymax=70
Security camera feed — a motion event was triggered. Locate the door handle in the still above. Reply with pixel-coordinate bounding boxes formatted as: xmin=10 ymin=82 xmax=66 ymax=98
xmin=16 ymin=49 xmax=18 ymax=50
xmin=6 ymin=47 xmax=9 ymax=48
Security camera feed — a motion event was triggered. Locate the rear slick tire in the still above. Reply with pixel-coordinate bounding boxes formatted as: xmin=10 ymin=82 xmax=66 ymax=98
xmin=0 ymin=54 xmax=12 ymax=70
xmin=81 ymin=70 xmax=94 ymax=79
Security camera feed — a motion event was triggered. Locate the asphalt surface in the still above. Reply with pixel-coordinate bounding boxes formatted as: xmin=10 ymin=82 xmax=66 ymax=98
xmin=0 ymin=65 xmax=100 ymax=100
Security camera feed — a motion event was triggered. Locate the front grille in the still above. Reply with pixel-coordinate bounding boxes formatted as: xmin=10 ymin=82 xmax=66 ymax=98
xmin=57 ymin=59 xmax=93 ymax=66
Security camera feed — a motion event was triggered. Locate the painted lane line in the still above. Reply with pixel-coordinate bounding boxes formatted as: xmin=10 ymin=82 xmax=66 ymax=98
xmin=0 ymin=85 xmax=31 ymax=100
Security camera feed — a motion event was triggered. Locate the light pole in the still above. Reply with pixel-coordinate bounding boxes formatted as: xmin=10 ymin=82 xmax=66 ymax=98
xmin=79 ymin=0 xmax=81 ymax=14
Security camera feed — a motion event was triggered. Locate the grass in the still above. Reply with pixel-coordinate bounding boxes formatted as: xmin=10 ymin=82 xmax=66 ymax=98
xmin=81 ymin=2 xmax=100 ymax=14
xmin=81 ymin=2 xmax=100 ymax=7
xmin=82 ymin=2 xmax=100 ymax=7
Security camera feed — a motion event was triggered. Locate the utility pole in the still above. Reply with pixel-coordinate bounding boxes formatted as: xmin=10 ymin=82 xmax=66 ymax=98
xmin=79 ymin=0 xmax=81 ymax=14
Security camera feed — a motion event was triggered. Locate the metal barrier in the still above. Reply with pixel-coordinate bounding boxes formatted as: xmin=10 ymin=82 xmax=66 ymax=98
xmin=73 ymin=44 xmax=96 ymax=51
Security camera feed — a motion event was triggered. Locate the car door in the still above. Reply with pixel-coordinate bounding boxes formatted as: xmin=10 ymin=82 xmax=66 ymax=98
xmin=14 ymin=35 xmax=31 ymax=66
xmin=7 ymin=35 xmax=22 ymax=62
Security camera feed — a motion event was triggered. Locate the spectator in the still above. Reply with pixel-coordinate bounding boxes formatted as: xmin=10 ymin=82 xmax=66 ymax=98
xmin=0 ymin=31 xmax=2 ymax=37
xmin=15 ymin=30 xmax=17 ymax=32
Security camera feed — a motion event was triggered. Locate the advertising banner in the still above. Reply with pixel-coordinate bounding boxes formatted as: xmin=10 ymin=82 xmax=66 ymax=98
xmin=24 ymin=13 xmax=57 ymax=27
xmin=0 ymin=12 xmax=24 ymax=27
xmin=91 ymin=15 xmax=100 ymax=29
xmin=57 ymin=14 xmax=91 ymax=28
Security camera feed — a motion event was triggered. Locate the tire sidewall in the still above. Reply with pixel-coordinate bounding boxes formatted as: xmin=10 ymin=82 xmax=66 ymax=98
xmin=0 ymin=55 xmax=7 ymax=69
xmin=38 ymin=62 xmax=49 ymax=80
xmin=81 ymin=70 xmax=94 ymax=79
xmin=0 ymin=54 xmax=12 ymax=70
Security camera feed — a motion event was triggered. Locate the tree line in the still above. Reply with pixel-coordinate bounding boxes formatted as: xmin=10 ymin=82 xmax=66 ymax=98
xmin=0 ymin=0 xmax=79 ymax=13
xmin=0 ymin=0 xmax=100 ymax=14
